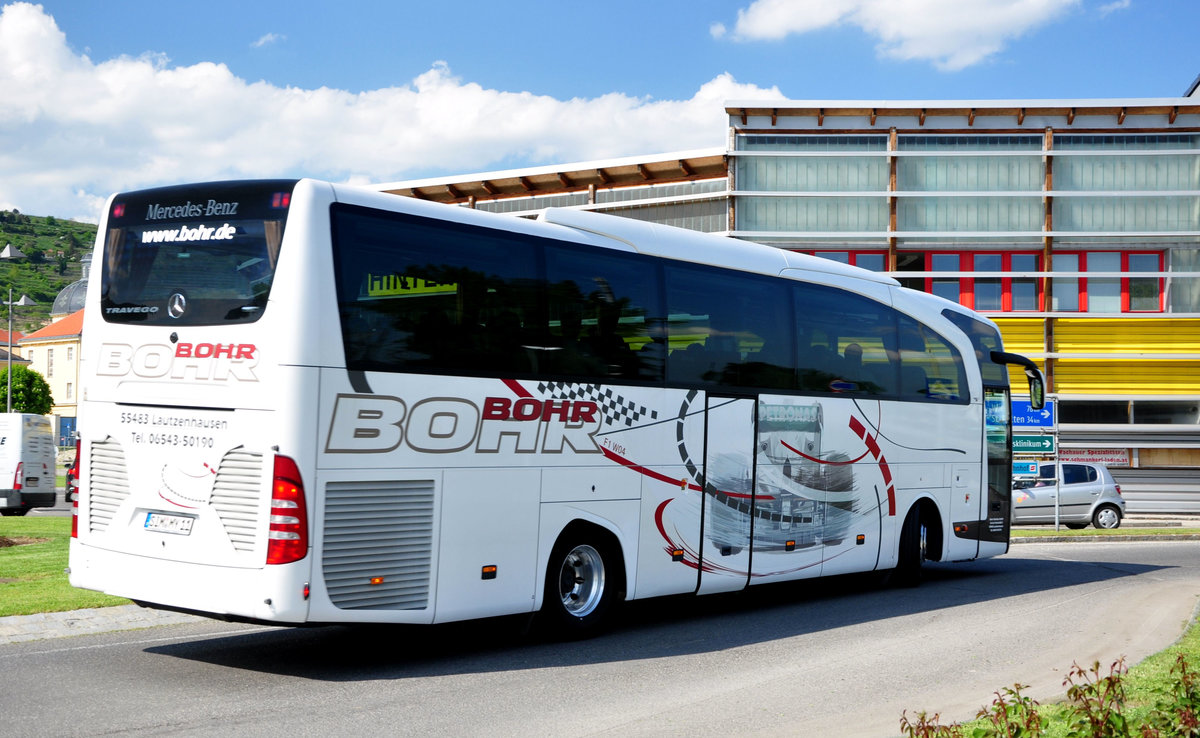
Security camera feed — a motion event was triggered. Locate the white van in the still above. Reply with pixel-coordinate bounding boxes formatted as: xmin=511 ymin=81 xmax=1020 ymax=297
xmin=0 ymin=414 xmax=57 ymax=516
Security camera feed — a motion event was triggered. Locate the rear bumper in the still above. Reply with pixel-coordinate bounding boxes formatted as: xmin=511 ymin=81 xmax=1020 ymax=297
xmin=20 ymin=491 xmax=56 ymax=507
xmin=0 ymin=490 xmax=56 ymax=510
xmin=68 ymin=540 xmax=311 ymax=623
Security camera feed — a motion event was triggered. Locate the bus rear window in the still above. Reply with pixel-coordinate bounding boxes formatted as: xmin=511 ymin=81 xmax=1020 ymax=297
xmin=100 ymin=181 xmax=294 ymax=326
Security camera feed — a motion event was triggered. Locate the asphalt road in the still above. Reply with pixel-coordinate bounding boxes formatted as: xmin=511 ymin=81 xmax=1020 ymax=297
xmin=4 ymin=540 xmax=1199 ymax=737
xmin=26 ymin=491 xmax=71 ymax=517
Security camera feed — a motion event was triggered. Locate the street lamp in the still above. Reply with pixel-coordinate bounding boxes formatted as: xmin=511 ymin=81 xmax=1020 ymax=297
xmin=1 ymin=243 xmax=35 ymax=414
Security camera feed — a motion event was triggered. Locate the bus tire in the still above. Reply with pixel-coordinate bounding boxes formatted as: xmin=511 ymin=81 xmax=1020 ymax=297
xmin=893 ymin=506 xmax=927 ymax=588
xmin=541 ymin=528 xmax=622 ymax=638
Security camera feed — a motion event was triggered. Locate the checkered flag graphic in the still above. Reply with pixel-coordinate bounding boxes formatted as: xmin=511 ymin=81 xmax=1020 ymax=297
xmin=536 ymin=381 xmax=659 ymax=428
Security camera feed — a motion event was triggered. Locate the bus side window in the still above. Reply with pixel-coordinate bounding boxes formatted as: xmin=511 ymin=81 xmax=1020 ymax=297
xmin=332 ymin=207 xmax=541 ymax=376
xmin=897 ymin=315 xmax=967 ymax=403
xmin=664 ymin=263 xmax=794 ymax=389
xmin=795 ymin=283 xmax=899 ymax=396
xmin=544 ymin=245 xmax=664 ymax=382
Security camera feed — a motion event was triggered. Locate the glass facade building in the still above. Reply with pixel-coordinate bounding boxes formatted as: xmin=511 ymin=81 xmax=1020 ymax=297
xmin=380 ymin=97 xmax=1200 ymax=506
xmin=725 ymin=102 xmax=1200 ymax=489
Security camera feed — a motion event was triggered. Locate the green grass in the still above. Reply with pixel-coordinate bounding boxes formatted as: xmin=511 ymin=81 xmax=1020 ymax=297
xmin=938 ymin=619 xmax=1200 ymax=736
xmin=0 ymin=517 xmax=128 ymax=616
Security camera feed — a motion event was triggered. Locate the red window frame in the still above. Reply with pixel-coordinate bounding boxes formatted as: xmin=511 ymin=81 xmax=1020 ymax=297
xmin=1053 ymin=251 xmax=1164 ymax=313
xmin=918 ymin=252 xmax=1045 ymax=313
xmin=803 ymin=250 xmax=889 ymax=272
xmin=804 ymin=250 xmax=1163 ymax=313
xmin=1122 ymin=252 xmax=1165 ymax=313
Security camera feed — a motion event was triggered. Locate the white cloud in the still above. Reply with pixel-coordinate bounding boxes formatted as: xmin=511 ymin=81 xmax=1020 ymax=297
xmin=251 ymin=32 xmax=285 ymax=48
xmin=1097 ymin=0 xmax=1130 ymax=17
xmin=718 ymin=0 xmax=1080 ymax=70
xmin=0 ymin=3 xmax=785 ymax=221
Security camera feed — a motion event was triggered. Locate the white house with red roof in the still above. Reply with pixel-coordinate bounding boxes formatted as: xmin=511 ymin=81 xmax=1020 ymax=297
xmin=19 ymin=308 xmax=82 ymax=443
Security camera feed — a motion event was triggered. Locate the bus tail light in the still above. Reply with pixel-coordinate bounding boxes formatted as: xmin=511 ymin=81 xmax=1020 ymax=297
xmin=266 ymin=455 xmax=308 ymax=565
xmin=69 ymin=440 xmax=80 ymax=538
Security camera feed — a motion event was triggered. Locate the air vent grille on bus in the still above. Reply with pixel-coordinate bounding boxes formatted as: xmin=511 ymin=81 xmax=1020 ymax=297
xmin=210 ymin=449 xmax=264 ymax=552
xmin=322 ymin=480 xmax=435 ymax=611
xmin=87 ymin=439 xmax=130 ymax=534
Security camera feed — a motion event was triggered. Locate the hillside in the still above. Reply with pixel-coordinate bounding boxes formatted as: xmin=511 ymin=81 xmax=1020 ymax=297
xmin=0 ymin=210 xmax=96 ymax=334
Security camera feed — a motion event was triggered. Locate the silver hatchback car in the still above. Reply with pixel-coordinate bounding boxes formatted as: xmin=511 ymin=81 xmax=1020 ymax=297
xmin=1011 ymin=461 xmax=1126 ymax=529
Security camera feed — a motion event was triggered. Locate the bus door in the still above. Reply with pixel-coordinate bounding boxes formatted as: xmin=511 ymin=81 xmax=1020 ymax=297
xmin=982 ymin=387 xmax=1013 ymax=541
xmin=950 ymin=462 xmax=982 ymax=560
xmin=697 ymin=395 xmax=757 ymax=595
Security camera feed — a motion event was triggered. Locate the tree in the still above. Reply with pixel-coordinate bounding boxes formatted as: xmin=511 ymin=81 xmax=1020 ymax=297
xmin=0 ymin=365 xmax=54 ymax=414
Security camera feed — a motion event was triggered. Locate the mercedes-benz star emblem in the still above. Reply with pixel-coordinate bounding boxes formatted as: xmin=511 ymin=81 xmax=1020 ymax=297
xmin=167 ymin=292 xmax=187 ymax=319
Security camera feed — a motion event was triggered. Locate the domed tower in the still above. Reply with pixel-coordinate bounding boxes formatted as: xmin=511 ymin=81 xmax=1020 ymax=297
xmin=50 ymin=252 xmax=91 ymax=320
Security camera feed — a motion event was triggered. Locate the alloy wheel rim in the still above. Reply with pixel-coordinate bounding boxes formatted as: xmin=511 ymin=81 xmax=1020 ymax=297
xmin=558 ymin=544 xmax=605 ymax=617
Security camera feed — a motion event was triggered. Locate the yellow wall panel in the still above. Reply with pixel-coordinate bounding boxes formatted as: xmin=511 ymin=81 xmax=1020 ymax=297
xmin=1006 ymin=362 xmax=1046 ymax=393
xmin=948 ymin=319 xmax=1199 ymax=395
xmin=1054 ymin=319 xmax=1200 ymax=354
xmin=1053 ymin=360 xmax=1200 ymax=394
xmin=995 ymin=318 xmax=1045 ymax=355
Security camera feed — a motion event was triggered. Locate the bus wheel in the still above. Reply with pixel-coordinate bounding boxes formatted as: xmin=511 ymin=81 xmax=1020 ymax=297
xmin=893 ymin=507 xmax=927 ymax=588
xmin=542 ymin=532 xmax=621 ymax=638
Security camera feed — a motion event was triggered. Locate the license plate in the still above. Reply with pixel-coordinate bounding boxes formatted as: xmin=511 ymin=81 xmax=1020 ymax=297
xmin=144 ymin=512 xmax=195 ymax=536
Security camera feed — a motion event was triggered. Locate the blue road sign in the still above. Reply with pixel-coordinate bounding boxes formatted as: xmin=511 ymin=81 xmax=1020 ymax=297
xmin=1012 ymin=398 xmax=1055 ymax=429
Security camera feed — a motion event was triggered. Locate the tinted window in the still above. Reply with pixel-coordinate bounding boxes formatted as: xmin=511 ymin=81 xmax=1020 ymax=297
xmin=332 ymin=205 xmax=665 ymax=382
xmin=664 ymin=264 xmax=794 ymax=389
xmin=897 ymin=315 xmax=967 ymax=402
xmin=101 ymin=181 xmax=295 ymax=325
xmin=330 ymin=203 xmax=966 ymax=404
xmin=333 ymin=206 xmax=542 ymax=376
xmin=941 ymin=309 xmax=1009 ymax=386
xmin=794 ymin=282 xmax=898 ymax=396
xmin=1061 ymin=464 xmax=1093 ymax=485
xmin=791 ymin=282 xmax=966 ymax=403
xmin=544 ymin=245 xmax=664 ymax=381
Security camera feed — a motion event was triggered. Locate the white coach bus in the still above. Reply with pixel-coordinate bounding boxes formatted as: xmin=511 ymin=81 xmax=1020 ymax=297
xmin=69 ymin=179 xmax=1043 ymax=635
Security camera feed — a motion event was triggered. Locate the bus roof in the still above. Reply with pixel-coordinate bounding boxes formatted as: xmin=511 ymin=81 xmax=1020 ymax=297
xmin=538 ymin=207 xmax=898 ymax=287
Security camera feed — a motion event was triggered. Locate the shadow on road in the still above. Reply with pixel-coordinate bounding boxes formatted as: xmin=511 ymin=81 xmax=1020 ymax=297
xmin=143 ymin=551 xmax=1169 ymax=682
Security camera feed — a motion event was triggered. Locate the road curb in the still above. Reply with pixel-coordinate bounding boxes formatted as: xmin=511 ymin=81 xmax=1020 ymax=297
xmin=0 ymin=604 xmax=204 ymax=646
xmin=1012 ymin=533 xmax=1200 ymax=544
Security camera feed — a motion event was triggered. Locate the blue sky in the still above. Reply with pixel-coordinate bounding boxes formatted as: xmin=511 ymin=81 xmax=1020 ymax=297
xmin=2 ymin=0 xmax=1196 ymax=220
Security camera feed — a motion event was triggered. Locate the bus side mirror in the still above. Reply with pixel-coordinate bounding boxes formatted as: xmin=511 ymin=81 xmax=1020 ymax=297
xmin=989 ymin=350 xmax=1045 ymax=409
xmin=1026 ymin=368 xmax=1045 ymax=410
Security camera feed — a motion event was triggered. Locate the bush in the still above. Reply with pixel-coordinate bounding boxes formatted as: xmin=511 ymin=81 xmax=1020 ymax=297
xmin=901 ymin=654 xmax=1200 ymax=738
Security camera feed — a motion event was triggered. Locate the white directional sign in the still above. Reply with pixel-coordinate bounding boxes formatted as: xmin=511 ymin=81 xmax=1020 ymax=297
xmin=1013 ymin=461 xmax=1039 ymax=475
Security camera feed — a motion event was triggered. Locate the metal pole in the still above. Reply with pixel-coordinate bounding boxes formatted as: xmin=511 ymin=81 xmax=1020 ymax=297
xmin=1 ymin=243 xmax=26 ymax=414
xmin=6 ymin=285 xmax=11 ymax=414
